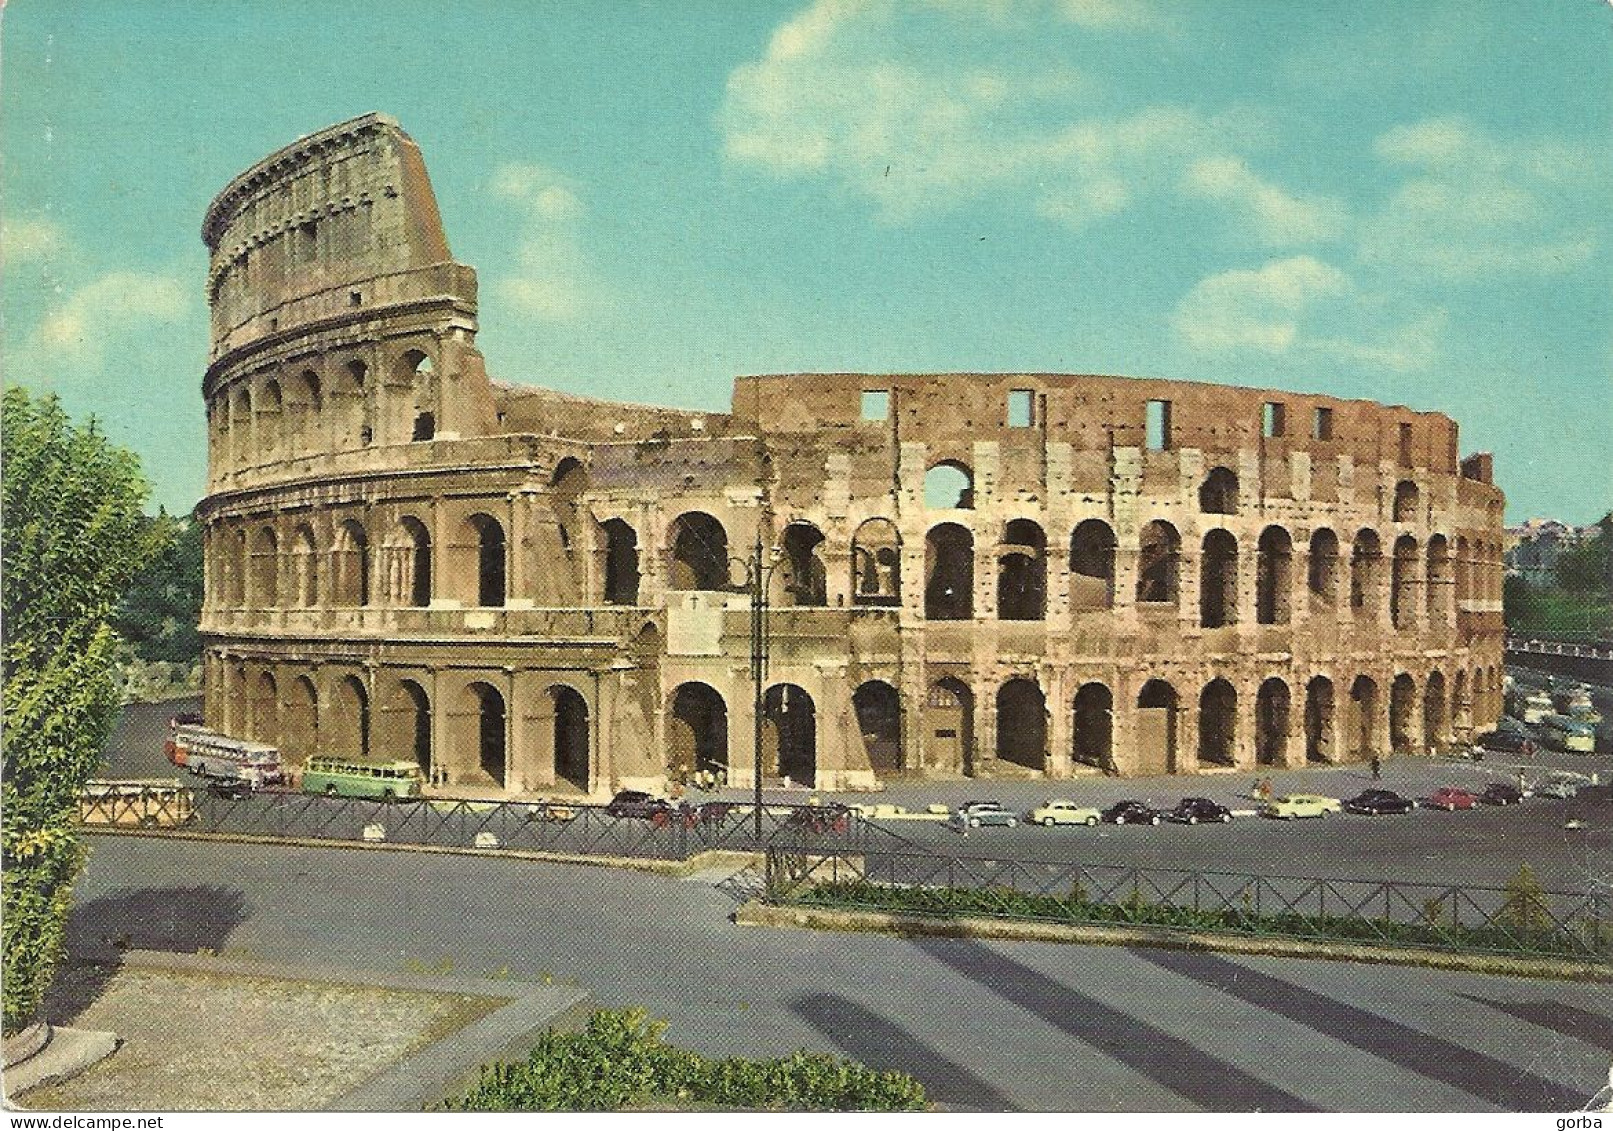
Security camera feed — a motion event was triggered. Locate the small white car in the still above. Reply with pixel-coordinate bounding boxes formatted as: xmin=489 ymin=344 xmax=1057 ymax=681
xmin=1029 ymin=799 xmax=1102 ymax=827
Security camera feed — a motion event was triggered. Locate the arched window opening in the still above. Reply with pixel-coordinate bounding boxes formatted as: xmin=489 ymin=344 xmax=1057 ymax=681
xmin=1255 ymin=526 xmax=1292 ymax=625
xmin=668 ymin=512 xmax=730 ymax=591
xmin=997 ymin=519 xmax=1047 ymax=621
xmin=249 ymin=671 xmax=278 ymax=746
xmin=388 ymin=517 xmax=432 ymax=607
xmin=779 ymin=523 xmax=828 ymax=607
xmin=1137 ymin=521 xmax=1180 ymax=604
xmin=1349 ymin=675 xmax=1379 ymax=760
xmin=331 ymin=675 xmax=370 ymax=762
xmin=260 ymin=379 xmax=284 ymax=459
xmin=285 ymin=675 xmax=318 ymax=769
xmin=1390 ymin=673 xmax=1417 ymax=754
xmin=1137 ymin=680 xmax=1179 ymax=774
xmin=466 ymin=514 xmax=506 ymax=607
xmin=1256 ymin=678 xmax=1290 ymax=766
xmin=1423 ymin=671 xmax=1446 ymax=753
xmin=1393 ymin=480 xmax=1420 ymax=524
xmin=1071 ymin=683 xmax=1113 ymax=771
xmin=399 ymin=680 xmax=432 ymax=779
xmin=1199 ymin=467 xmax=1239 ymax=514
xmin=552 ymin=457 xmax=586 ymax=492
xmin=602 ymin=519 xmax=640 ymax=605
xmin=764 ymin=683 xmax=816 ymax=787
xmin=249 ymin=527 xmax=279 ymax=607
xmin=1200 ymin=530 xmax=1238 ymax=628
xmin=1455 ymin=536 xmax=1471 ymax=604
xmin=1198 ymin=679 xmax=1237 ymax=766
xmin=1304 ymin=677 xmax=1335 ymax=763
xmin=1069 ymin=520 xmax=1115 ymax=612
xmin=923 ymin=462 xmax=974 ymax=509
xmin=1391 ymin=535 xmax=1418 ymax=629
xmin=925 ymin=523 xmax=973 ymax=620
xmin=925 ymin=678 xmax=975 ymax=776
xmin=291 ymin=525 xmax=319 ymax=607
xmin=854 ymin=681 xmax=903 ymax=775
xmin=551 ymin=685 xmax=590 ymax=791
xmin=669 ymin=683 xmax=727 ymax=780
xmin=1426 ymin=535 xmax=1451 ymax=627
xmin=1350 ymin=530 xmax=1382 ymax=617
xmin=411 ymin=413 xmax=436 ymax=441
xmin=851 ymin=519 xmax=901 ymax=606
xmin=996 ymin=679 xmax=1047 ymax=771
xmin=467 ymin=682 xmax=506 ymax=788
xmin=332 ymin=520 xmax=370 ymax=606
xmin=1308 ymin=528 xmax=1340 ymax=610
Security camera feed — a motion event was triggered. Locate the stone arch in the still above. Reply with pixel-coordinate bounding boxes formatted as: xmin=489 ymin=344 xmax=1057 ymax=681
xmin=1137 ymin=521 xmax=1180 ymax=604
xmin=668 ymin=512 xmax=730 ymax=591
xmin=1391 ymin=534 xmax=1418 ymax=629
xmin=1348 ymin=675 xmax=1380 ymax=759
xmin=668 ymin=682 xmax=728 ymax=778
xmin=1309 ymin=528 xmax=1341 ymax=611
xmin=551 ymin=456 xmax=586 ymax=488
xmin=1136 ymin=679 xmax=1179 ymax=774
xmin=851 ymin=518 xmax=901 ymax=606
xmin=1071 ymin=682 xmax=1113 ymax=771
xmin=284 ymin=674 xmax=318 ymax=768
xmin=997 ymin=519 xmax=1047 ymax=621
xmin=1255 ymin=677 xmax=1291 ymax=766
xmin=332 ymin=519 xmax=370 ymax=606
xmin=249 ymin=670 xmax=278 ymax=746
xmin=1304 ymin=676 xmax=1335 ymax=763
xmin=337 ymin=359 xmax=369 ymax=449
xmin=778 ymin=522 xmax=828 ymax=607
xmin=1069 ymin=519 xmax=1116 ymax=612
xmin=249 ymin=526 xmax=279 ymax=607
xmin=401 ymin=349 xmax=438 ymax=442
xmin=1199 ymin=467 xmax=1239 ymax=514
xmin=550 ymin=684 xmax=590 ymax=791
xmin=1393 ymin=480 xmax=1420 ymax=523
xmin=226 ymin=525 xmax=248 ymax=607
xmin=925 ymin=677 xmax=975 ymax=775
xmin=1200 ymin=529 xmax=1238 ymax=628
xmin=387 ymin=516 xmax=432 ymax=607
xmin=764 ymin=683 xmax=816 ymax=787
xmin=925 ymin=523 xmax=973 ymax=620
xmin=396 ymin=679 xmax=432 ymax=778
xmin=259 ymin=378 xmax=284 ymax=461
xmin=923 ymin=461 xmax=973 ymax=509
xmin=1425 ymin=535 xmax=1451 ymax=627
xmin=231 ymin=384 xmax=253 ymax=469
xmin=996 ymin=678 xmax=1047 ymax=771
xmin=853 ymin=680 xmax=903 ymax=774
xmin=290 ymin=369 xmax=323 ymax=455
xmin=1455 ymin=535 xmax=1472 ymax=604
xmin=1423 ymin=670 xmax=1447 ymax=753
xmin=602 ymin=519 xmax=640 ymax=605
xmin=291 ymin=523 xmax=319 ymax=607
xmin=463 ymin=681 xmax=506 ymax=788
xmin=1390 ymin=672 xmax=1418 ymax=754
xmin=460 ymin=513 xmax=506 ymax=608
xmin=1350 ymin=530 xmax=1383 ymax=617
xmin=1198 ymin=678 xmax=1237 ymax=766
xmin=329 ymin=674 xmax=370 ymax=761
xmin=1255 ymin=526 xmax=1292 ymax=625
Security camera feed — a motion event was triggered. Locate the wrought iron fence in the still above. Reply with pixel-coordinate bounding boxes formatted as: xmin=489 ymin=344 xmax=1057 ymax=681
xmin=78 ymin=784 xmax=906 ymax=860
xmin=763 ymin=846 xmax=1612 ymax=961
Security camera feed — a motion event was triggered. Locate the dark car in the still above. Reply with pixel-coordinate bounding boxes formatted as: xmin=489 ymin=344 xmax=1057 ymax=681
xmin=1478 ymin=782 xmax=1524 ymax=806
xmin=205 ymin=778 xmax=253 ymax=800
xmin=1169 ymin=797 xmax=1233 ymax=824
xmin=1344 ymin=789 xmax=1416 ymax=816
xmin=605 ymin=790 xmax=674 ymax=820
xmin=1474 ymin=729 xmax=1535 ymax=757
xmin=1102 ymin=800 xmax=1163 ymax=826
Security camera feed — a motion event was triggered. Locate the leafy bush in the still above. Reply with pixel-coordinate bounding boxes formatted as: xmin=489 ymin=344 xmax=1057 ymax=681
xmin=441 ymin=1009 xmax=927 ymax=1111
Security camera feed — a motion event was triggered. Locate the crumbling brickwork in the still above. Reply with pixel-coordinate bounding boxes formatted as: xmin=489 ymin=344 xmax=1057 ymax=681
xmin=199 ymin=115 xmax=1507 ymax=796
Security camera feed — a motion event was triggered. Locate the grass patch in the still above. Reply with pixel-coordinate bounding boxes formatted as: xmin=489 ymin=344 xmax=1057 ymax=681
xmin=440 ymin=1008 xmax=927 ymax=1111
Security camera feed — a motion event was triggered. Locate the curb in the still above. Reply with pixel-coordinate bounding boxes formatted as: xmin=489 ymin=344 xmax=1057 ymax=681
xmin=734 ymin=902 xmax=1613 ymax=982
xmin=3 ymin=1026 xmax=120 ymax=1100
xmin=82 ymin=827 xmax=762 ymax=879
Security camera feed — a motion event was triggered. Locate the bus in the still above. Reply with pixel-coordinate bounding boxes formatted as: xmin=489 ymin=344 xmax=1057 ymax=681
xmin=301 ymin=757 xmax=425 ymax=801
xmin=1541 ymin=714 xmax=1597 ymax=754
xmin=167 ymin=719 xmax=283 ymax=789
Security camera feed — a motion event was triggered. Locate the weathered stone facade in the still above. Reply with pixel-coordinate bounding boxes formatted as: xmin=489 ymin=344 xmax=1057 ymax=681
xmin=199 ymin=115 xmax=1507 ymax=797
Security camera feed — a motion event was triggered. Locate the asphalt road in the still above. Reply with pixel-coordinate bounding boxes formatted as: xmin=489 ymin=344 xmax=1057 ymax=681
xmin=61 ymin=836 xmax=1613 ymax=1112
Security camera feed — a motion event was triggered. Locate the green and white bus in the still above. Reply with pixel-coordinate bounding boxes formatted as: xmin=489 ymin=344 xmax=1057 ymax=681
xmin=300 ymin=757 xmax=425 ymax=800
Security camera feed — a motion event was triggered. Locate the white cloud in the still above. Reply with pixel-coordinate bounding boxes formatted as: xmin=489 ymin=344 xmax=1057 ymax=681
xmin=32 ymin=271 xmax=189 ymax=368
xmin=1173 ymin=256 xmax=1441 ymax=371
xmin=489 ymin=162 xmax=594 ymax=321
xmin=1183 ymin=156 xmax=1347 ymax=246
xmin=1360 ymin=117 xmax=1601 ymax=279
xmin=1057 ymin=0 xmax=1168 ymax=31
xmin=3 ymin=216 xmax=66 ymax=265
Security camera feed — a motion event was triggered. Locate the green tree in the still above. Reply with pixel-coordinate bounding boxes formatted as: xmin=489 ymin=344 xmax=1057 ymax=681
xmin=2 ymin=389 xmax=167 ymax=1032
xmin=111 ymin=512 xmax=203 ymax=664
xmin=1497 ymin=864 xmax=1550 ymax=934
xmin=1555 ymin=513 xmax=1611 ymax=597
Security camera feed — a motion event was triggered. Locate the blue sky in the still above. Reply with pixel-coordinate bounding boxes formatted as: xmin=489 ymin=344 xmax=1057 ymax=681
xmin=4 ymin=0 xmax=1610 ymax=522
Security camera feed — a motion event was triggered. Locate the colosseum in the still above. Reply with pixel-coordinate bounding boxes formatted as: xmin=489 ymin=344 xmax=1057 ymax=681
xmin=198 ymin=114 xmax=1508 ymax=797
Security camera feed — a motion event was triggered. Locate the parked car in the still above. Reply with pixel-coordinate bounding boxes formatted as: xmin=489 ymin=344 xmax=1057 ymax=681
xmin=1535 ymin=777 xmax=1584 ymax=801
xmin=1169 ymin=797 xmax=1233 ymax=824
xmin=1029 ymin=799 xmax=1101 ymax=827
xmin=954 ymin=800 xmax=1019 ymax=828
xmin=1344 ymin=789 xmax=1416 ymax=816
xmin=1424 ymin=787 xmax=1478 ymax=811
xmin=1262 ymin=794 xmax=1341 ymax=820
xmin=1478 ymin=782 xmax=1524 ymax=806
xmin=1473 ymin=729 xmax=1535 ymax=757
xmin=1101 ymin=800 xmax=1163 ymax=826
xmin=605 ymin=790 xmax=675 ymax=820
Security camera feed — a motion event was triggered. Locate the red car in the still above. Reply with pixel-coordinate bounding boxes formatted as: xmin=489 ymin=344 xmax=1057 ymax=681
xmin=1425 ymin=787 xmax=1478 ymax=811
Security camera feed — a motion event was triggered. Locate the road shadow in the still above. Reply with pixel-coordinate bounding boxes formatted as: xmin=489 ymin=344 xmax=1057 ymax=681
xmin=910 ymin=936 xmax=1316 ymax=1111
xmin=1135 ymin=948 xmax=1582 ymax=1111
xmin=790 ymin=992 xmax=1015 ymax=1111
xmin=1457 ymin=993 xmax=1613 ymax=1051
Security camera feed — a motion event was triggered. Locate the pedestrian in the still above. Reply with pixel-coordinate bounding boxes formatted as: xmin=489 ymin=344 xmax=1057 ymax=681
xmin=1370 ymin=755 xmax=1382 ymax=781
xmin=1251 ymin=777 xmax=1262 ymax=800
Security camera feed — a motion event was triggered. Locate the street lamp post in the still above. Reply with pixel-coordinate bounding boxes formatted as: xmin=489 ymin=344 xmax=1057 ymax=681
xmin=750 ymin=533 xmax=767 ymax=843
